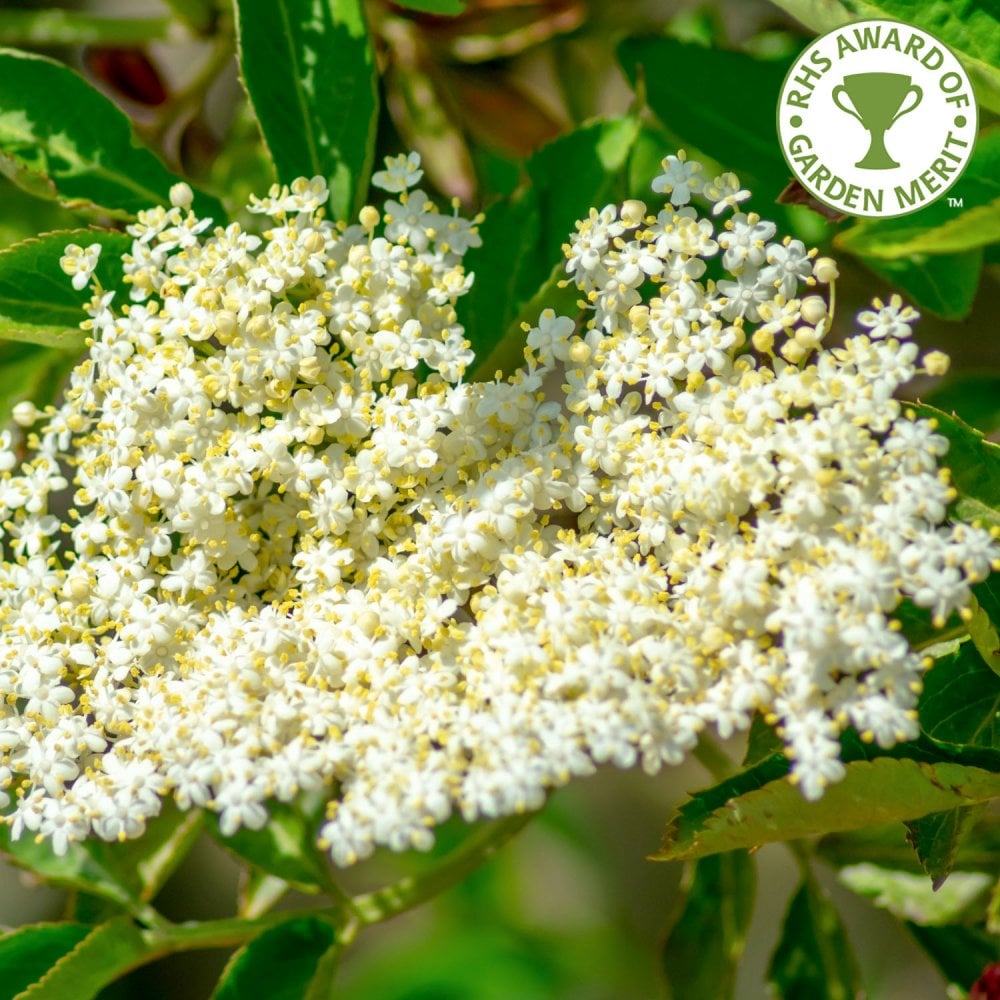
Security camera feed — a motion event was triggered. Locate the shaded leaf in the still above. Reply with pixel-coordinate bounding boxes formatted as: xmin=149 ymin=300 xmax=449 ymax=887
xmin=919 ymin=641 xmax=1000 ymax=750
xmin=655 ymin=757 xmax=1000 ymax=862
xmin=0 ymin=49 xmax=221 ymax=219
xmin=988 ymin=878 xmax=1000 ymax=934
xmin=0 ymin=924 xmax=90 ymax=1000
xmin=661 ymin=851 xmax=755 ymax=1000
xmin=767 ymin=877 xmax=863 ymax=1000
xmin=15 ymin=917 xmax=150 ymax=1000
xmin=237 ymin=869 xmax=290 ymax=920
xmin=911 ymin=403 xmax=1000 ymax=531
xmin=0 ymin=229 xmax=132 ymax=348
xmin=925 ymin=374 xmax=1000 ymax=435
xmin=968 ymin=578 xmax=1000 ymax=679
xmin=234 ymin=0 xmax=378 ymax=219
xmin=905 ymin=805 xmax=985 ymax=889
xmin=618 ymin=36 xmax=793 ymax=202
xmin=861 ymin=249 xmax=982 ymax=320
xmin=818 ymin=819 xmax=1000 ymax=876
xmin=83 ymin=804 xmax=203 ymax=903
xmin=743 ymin=712 xmax=784 ymax=767
xmin=463 ymin=116 xmax=638 ymax=377
xmin=0 ymin=342 xmax=77 ymax=428
xmin=907 ymin=923 xmax=1000 ymax=990
xmin=839 ymin=864 xmax=991 ymax=925
xmin=835 ymin=130 xmax=1000 ymax=258
xmin=210 ymin=800 xmax=327 ymax=890
xmin=210 ymin=917 xmax=336 ymax=1000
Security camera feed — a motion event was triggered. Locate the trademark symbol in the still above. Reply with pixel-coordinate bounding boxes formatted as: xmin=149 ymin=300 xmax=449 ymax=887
xmin=948 ymin=196 xmax=964 ymax=207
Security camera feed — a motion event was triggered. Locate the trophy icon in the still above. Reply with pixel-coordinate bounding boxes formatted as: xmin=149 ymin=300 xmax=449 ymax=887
xmin=831 ymin=73 xmax=923 ymax=169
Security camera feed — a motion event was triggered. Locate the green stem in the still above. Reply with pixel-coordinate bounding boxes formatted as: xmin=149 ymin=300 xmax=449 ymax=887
xmin=0 ymin=11 xmax=174 ymax=47
xmin=350 ymin=810 xmax=539 ymax=926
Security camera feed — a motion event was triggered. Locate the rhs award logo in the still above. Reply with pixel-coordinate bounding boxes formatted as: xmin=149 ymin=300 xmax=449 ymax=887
xmin=777 ymin=19 xmax=977 ymax=218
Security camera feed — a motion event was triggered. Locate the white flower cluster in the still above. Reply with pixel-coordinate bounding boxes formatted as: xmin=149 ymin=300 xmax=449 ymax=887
xmin=0 ymin=152 xmax=994 ymax=864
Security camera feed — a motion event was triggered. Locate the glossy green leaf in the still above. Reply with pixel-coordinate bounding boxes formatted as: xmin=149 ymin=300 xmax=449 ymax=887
xmin=15 ymin=917 xmax=150 ymax=1000
xmin=835 ymin=130 xmax=1000 ymax=258
xmin=210 ymin=800 xmax=327 ymax=890
xmin=655 ymin=757 xmax=1000 ymax=862
xmin=919 ymin=641 xmax=1000 ymax=749
xmin=767 ymin=0 xmax=1000 ymax=114
xmin=0 ymin=924 xmax=90 ymax=1000
xmin=0 ymin=229 xmax=132 ymax=348
xmin=839 ymin=864 xmax=992 ymax=925
xmin=905 ymin=806 xmax=985 ymax=889
xmin=925 ymin=374 xmax=1000 ymax=435
xmin=661 ymin=851 xmax=755 ymax=1000
xmin=0 ymin=49 xmax=221 ymax=220
xmin=861 ymin=248 xmax=982 ymax=319
xmin=464 ymin=116 xmax=639 ymax=378
xmin=618 ymin=37 xmax=793 ymax=202
xmin=907 ymin=923 xmax=1000 ymax=989
xmin=767 ymin=877 xmax=863 ymax=1000
xmin=210 ymin=917 xmax=336 ymax=1000
xmin=818 ymin=818 xmax=1000 ymax=875
xmin=911 ymin=403 xmax=1000 ymax=530
xmin=234 ymin=0 xmax=378 ymax=219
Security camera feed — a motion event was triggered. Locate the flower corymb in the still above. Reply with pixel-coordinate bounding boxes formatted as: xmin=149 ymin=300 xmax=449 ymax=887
xmin=0 ymin=153 xmax=994 ymax=864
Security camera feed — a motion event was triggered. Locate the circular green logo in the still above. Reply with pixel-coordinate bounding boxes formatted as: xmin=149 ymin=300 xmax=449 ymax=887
xmin=777 ymin=19 xmax=977 ymax=218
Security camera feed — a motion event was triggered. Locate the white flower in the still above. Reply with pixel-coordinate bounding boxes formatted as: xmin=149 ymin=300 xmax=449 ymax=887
xmin=372 ymin=151 xmax=424 ymax=193
xmin=652 ymin=152 xmax=703 ymax=206
xmin=60 ymin=242 xmax=102 ymax=291
xmin=858 ymin=294 xmax=920 ymax=339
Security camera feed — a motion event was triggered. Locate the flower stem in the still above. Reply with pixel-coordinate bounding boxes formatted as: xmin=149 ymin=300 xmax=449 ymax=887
xmin=0 ymin=11 xmax=174 ymax=47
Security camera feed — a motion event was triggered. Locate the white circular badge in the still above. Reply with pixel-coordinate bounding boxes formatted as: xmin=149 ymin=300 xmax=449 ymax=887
xmin=777 ymin=19 xmax=977 ymax=218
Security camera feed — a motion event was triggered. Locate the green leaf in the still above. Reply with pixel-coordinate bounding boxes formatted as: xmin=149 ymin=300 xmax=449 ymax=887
xmin=925 ymin=374 xmax=1000 ymax=434
xmin=0 ymin=49 xmax=222 ymax=220
xmin=464 ymin=116 xmax=639 ymax=378
xmin=818 ymin=819 xmax=1000 ymax=875
xmin=234 ymin=0 xmax=378 ymax=219
xmin=617 ymin=37 xmax=793 ymax=202
xmin=0 ymin=924 xmax=90 ymax=1000
xmin=14 ymin=917 xmax=150 ymax=1000
xmin=988 ymin=877 xmax=1000 ymax=934
xmin=0 ymin=342 xmax=76 ymax=426
xmin=767 ymin=877 xmax=863 ymax=1000
xmin=654 ymin=757 xmax=1000 ymax=862
xmin=835 ymin=130 xmax=1000 ymax=258
xmin=237 ymin=869 xmax=290 ymax=919
xmin=907 ymin=923 xmax=1000 ymax=989
xmin=905 ymin=806 xmax=985 ymax=889
xmin=210 ymin=917 xmax=336 ymax=1000
xmin=660 ymin=851 xmax=755 ymax=1000
xmin=860 ymin=248 xmax=982 ymax=319
xmin=919 ymin=641 xmax=1000 ymax=750
xmin=387 ymin=0 xmax=467 ymax=13
xmin=0 ymin=229 xmax=132 ymax=348
xmin=210 ymin=800 xmax=328 ymax=890
xmin=911 ymin=403 xmax=1000 ymax=530
xmin=839 ymin=864 xmax=992 ymax=925
xmin=767 ymin=0 xmax=1000 ymax=114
